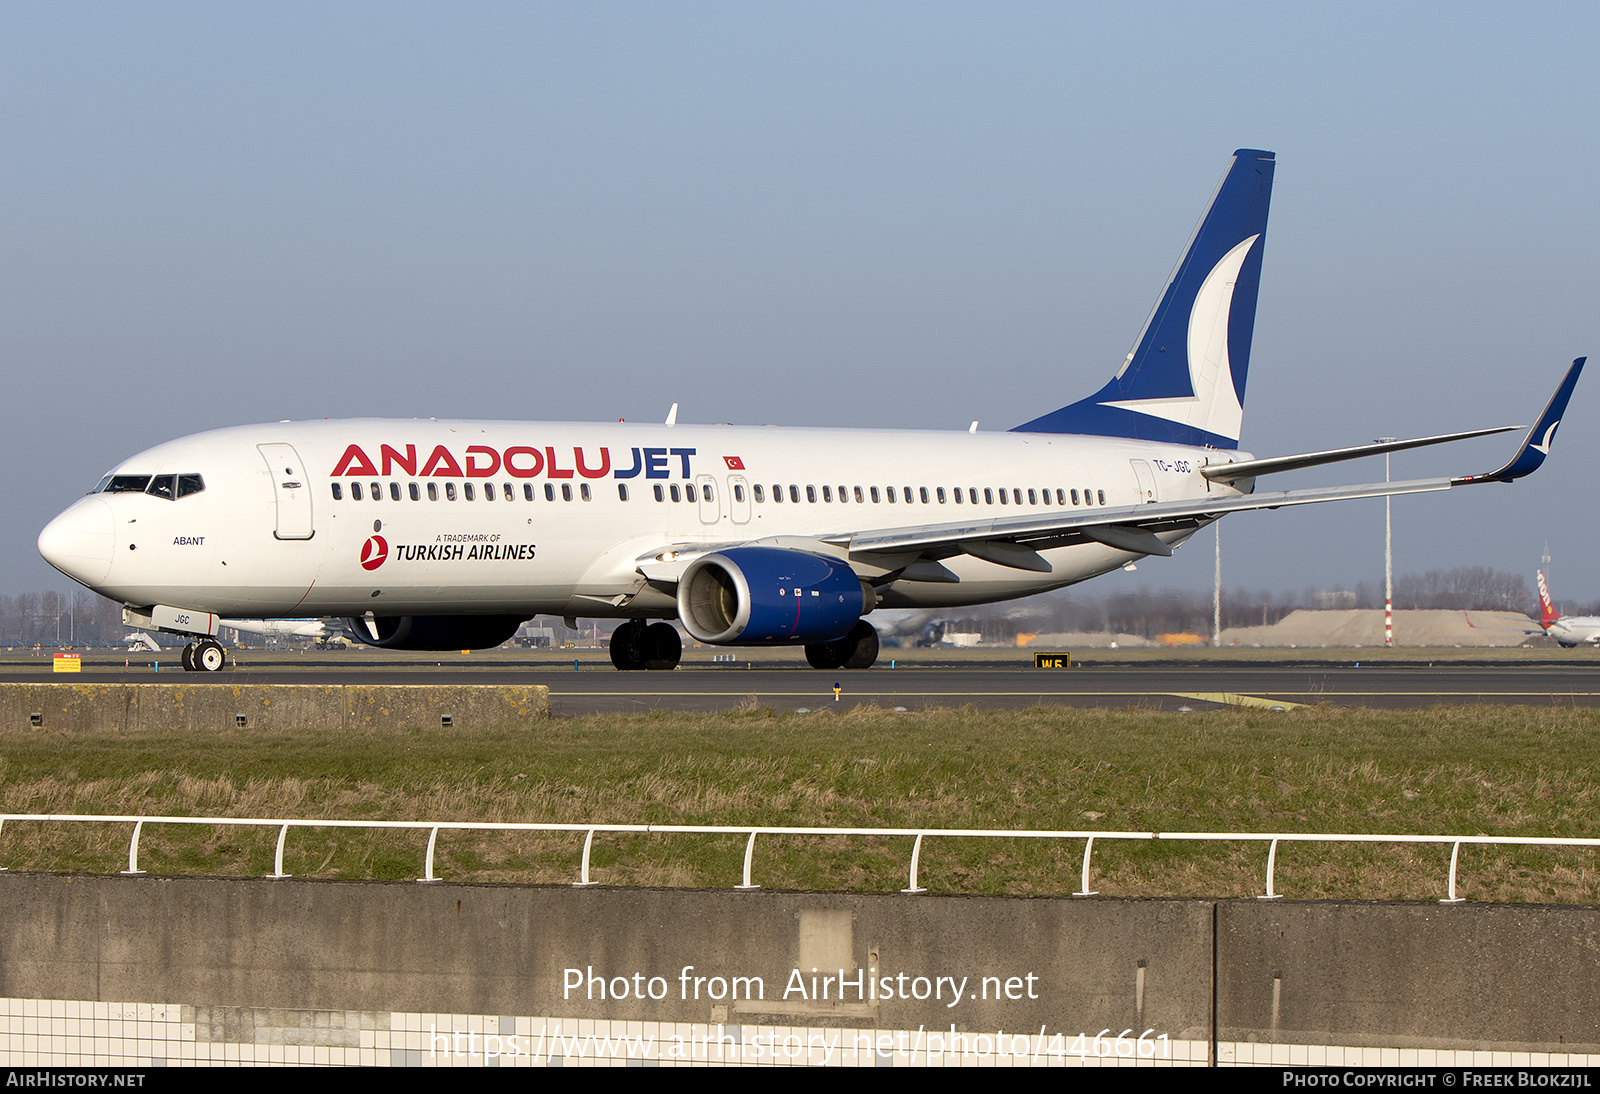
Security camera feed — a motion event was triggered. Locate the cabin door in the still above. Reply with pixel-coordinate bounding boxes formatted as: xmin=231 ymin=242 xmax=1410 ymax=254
xmin=258 ymin=443 xmax=315 ymax=540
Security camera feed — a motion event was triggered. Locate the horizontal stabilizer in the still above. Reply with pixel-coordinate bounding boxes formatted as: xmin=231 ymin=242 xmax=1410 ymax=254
xmin=1202 ymin=425 xmax=1519 ymax=482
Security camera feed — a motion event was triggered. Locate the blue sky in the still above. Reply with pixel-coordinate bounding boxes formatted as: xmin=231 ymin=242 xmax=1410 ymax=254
xmin=4 ymin=3 xmax=1596 ymax=602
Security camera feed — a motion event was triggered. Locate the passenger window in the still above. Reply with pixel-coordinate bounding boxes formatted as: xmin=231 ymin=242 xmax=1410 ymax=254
xmin=545 ymin=483 xmax=555 ymax=501
xmin=390 ymin=482 xmax=401 ymax=501
xmin=580 ymin=483 xmax=591 ymax=501
xmin=705 ymin=484 xmax=714 ymax=502
xmin=1013 ymin=489 xmax=1022 ymax=505
xmin=331 ymin=483 xmax=343 ymax=501
xmin=465 ymin=483 xmax=476 ymax=501
xmin=853 ymin=486 xmax=863 ymax=503
xmin=1028 ymin=489 xmax=1036 ymax=505
xmin=1083 ymin=488 xmax=1093 ymax=505
xmin=654 ymin=484 xmax=664 ymax=502
xmin=484 ymin=483 xmax=494 ymax=501
xmin=822 ymin=485 xmax=832 ymax=503
xmin=1071 ymin=489 xmax=1080 ymax=505
xmin=524 ymin=483 xmax=534 ymax=501
xmin=619 ymin=484 xmax=630 ymax=501
xmin=503 ymin=483 xmax=513 ymax=501
xmin=998 ymin=488 xmax=1007 ymax=505
xmin=806 ymin=485 xmax=816 ymax=503
xmin=920 ymin=487 xmax=930 ymax=504
xmin=686 ymin=484 xmax=697 ymax=502
xmin=984 ymin=488 xmax=994 ymax=504
xmin=754 ymin=484 xmax=765 ymax=503
xmin=446 ymin=482 xmax=457 ymax=501
xmin=772 ymin=484 xmax=783 ymax=503
xmin=352 ymin=482 xmax=363 ymax=501
xmin=177 ymin=474 xmax=205 ymax=499
xmin=426 ymin=483 xmax=438 ymax=501
xmin=905 ymin=486 xmax=915 ymax=503
xmin=969 ymin=488 xmax=978 ymax=504
xmin=371 ymin=482 xmax=381 ymax=501
xmin=1056 ymin=488 xmax=1065 ymax=505
xmin=952 ymin=487 xmax=961 ymax=504
xmin=562 ymin=483 xmax=573 ymax=501
xmin=670 ymin=484 xmax=681 ymax=502
xmin=837 ymin=485 xmax=847 ymax=502
xmin=733 ymin=484 xmax=744 ymax=502
xmin=408 ymin=483 xmax=420 ymax=501
xmin=145 ymin=475 xmax=177 ymax=500
xmin=886 ymin=487 xmax=896 ymax=503
xmin=1098 ymin=490 xmax=1106 ymax=505
xmin=870 ymin=487 xmax=880 ymax=503
xmin=789 ymin=485 xmax=799 ymax=503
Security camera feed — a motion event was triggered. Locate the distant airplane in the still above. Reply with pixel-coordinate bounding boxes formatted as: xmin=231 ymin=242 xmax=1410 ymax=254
xmin=36 ymin=149 xmax=1586 ymax=672
xmin=1537 ymin=571 xmax=1600 ymax=647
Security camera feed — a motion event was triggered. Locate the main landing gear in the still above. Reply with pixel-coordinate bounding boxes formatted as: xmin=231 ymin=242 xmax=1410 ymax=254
xmin=180 ymin=639 xmax=228 ymax=673
xmin=609 ymin=620 xmax=683 ymax=671
xmin=805 ymin=620 xmax=880 ymax=670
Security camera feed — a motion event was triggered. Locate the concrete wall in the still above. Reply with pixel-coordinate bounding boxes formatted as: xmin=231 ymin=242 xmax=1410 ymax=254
xmin=1217 ymin=901 xmax=1600 ymax=1052
xmin=2 ymin=873 xmax=1597 ymax=1054
xmin=0 ymin=683 xmax=547 ymax=732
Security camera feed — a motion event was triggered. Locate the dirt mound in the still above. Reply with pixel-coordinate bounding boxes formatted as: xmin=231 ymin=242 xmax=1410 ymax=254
xmin=1219 ymin=609 xmax=1536 ymax=648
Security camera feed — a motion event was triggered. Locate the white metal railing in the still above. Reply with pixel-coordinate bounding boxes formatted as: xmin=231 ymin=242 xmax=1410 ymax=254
xmin=0 ymin=813 xmax=1596 ymax=902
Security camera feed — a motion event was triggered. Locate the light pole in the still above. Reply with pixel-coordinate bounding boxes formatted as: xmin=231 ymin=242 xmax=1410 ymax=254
xmin=1376 ymin=438 xmax=1397 ymax=647
xmin=1213 ymin=521 xmax=1222 ymax=647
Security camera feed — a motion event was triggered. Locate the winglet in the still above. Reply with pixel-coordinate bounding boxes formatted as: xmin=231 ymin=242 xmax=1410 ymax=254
xmin=1453 ymin=358 xmax=1585 ymax=484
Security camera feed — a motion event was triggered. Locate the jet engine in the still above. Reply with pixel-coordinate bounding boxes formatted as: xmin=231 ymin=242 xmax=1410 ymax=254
xmin=345 ymin=614 xmax=528 ymax=651
xmin=676 ymin=546 xmax=871 ymax=645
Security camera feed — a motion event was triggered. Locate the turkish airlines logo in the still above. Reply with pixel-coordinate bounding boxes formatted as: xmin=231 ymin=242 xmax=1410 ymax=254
xmin=723 ymin=455 xmax=745 ymax=470
xmin=360 ymin=535 xmax=389 ymax=571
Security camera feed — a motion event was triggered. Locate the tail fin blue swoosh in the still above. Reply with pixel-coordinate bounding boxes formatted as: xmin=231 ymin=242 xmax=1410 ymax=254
xmin=1013 ymin=149 xmax=1276 ymax=448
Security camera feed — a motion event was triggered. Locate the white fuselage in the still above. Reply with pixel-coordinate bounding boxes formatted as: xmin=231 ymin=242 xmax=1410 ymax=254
xmin=39 ymin=419 xmax=1250 ymax=623
xmin=1547 ymin=617 xmax=1600 ymax=646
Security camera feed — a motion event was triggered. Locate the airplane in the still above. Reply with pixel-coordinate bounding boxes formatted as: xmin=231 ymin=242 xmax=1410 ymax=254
xmin=36 ymin=149 xmax=1587 ymax=673
xmin=1537 ymin=571 xmax=1600 ymax=647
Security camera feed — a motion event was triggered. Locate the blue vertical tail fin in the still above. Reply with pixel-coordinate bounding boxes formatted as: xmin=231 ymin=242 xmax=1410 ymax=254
xmin=1014 ymin=148 xmax=1275 ymax=448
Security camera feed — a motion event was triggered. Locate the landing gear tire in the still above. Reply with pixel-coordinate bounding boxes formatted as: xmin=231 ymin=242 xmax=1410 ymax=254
xmin=194 ymin=639 xmax=227 ymax=672
xmin=642 ymin=622 xmax=682 ymax=671
xmin=181 ymin=643 xmax=197 ymax=671
xmin=805 ymin=620 xmax=879 ymax=670
xmin=609 ymin=620 xmax=648 ymax=670
xmin=609 ymin=621 xmax=681 ymax=670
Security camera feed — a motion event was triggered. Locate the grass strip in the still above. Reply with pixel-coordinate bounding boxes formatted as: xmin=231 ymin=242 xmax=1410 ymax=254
xmin=2 ymin=703 xmax=1597 ymax=902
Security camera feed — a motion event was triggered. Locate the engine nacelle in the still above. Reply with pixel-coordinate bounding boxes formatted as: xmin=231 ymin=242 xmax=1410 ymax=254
xmin=677 ymin=547 xmax=869 ymax=645
xmin=345 ymin=614 xmax=527 ymax=651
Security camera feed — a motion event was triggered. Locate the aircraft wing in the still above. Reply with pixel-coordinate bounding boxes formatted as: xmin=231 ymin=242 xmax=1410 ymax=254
xmin=831 ymin=477 xmax=1453 ymax=576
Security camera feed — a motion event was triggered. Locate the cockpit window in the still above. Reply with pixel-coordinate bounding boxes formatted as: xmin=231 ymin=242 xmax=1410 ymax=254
xmin=95 ymin=473 xmax=205 ymax=499
xmin=103 ymin=475 xmax=152 ymax=494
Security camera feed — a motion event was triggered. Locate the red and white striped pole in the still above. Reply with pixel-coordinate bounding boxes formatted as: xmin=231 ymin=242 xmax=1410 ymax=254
xmin=1379 ymin=440 xmax=1396 ymax=648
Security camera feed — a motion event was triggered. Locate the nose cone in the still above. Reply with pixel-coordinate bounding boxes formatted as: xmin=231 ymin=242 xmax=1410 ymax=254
xmin=39 ymin=497 xmax=115 ymax=587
